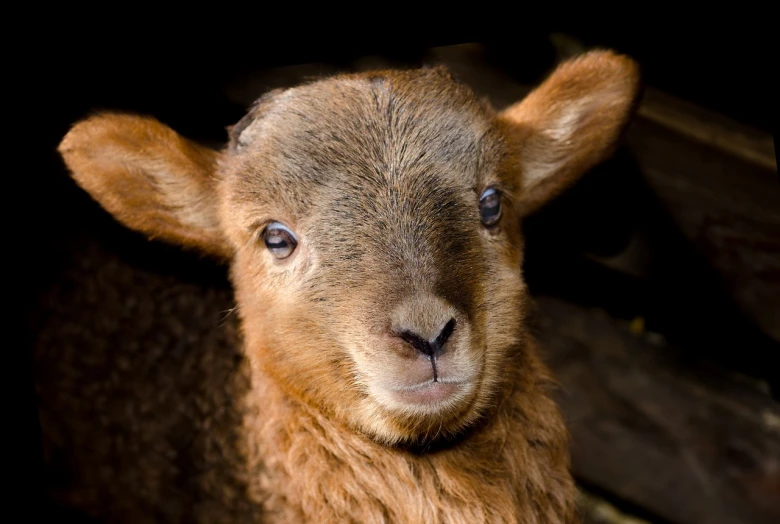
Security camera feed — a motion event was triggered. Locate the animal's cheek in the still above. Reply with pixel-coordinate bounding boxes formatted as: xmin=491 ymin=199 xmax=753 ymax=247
xmin=476 ymin=260 xmax=528 ymax=339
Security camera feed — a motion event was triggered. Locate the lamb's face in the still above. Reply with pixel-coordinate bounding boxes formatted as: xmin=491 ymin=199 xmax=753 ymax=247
xmin=220 ymin=69 xmax=527 ymax=445
xmin=58 ymin=50 xmax=639 ymax=448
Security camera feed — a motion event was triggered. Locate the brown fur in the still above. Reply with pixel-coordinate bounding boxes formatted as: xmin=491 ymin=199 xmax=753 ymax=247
xmin=51 ymin=50 xmax=640 ymax=522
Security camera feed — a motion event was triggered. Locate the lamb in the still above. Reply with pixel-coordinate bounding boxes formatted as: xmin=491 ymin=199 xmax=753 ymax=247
xmin=50 ymin=49 xmax=640 ymax=523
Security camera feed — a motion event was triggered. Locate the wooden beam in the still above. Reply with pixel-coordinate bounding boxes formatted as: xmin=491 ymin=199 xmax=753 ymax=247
xmin=535 ymin=295 xmax=780 ymax=524
xmin=622 ymin=116 xmax=780 ymax=343
xmin=637 ymin=87 xmax=776 ymax=172
xmin=577 ymin=489 xmax=652 ymax=524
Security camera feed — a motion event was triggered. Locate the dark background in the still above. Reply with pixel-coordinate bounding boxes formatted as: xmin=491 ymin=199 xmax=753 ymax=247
xmin=16 ymin=15 xmax=777 ymax=521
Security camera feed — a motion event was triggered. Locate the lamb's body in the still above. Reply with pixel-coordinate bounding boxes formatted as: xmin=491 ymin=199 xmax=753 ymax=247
xmin=44 ymin=51 xmax=639 ymax=523
xmin=34 ymin=240 xmax=256 ymax=523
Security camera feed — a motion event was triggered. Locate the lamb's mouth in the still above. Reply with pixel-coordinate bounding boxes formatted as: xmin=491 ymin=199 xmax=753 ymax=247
xmin=385 ymin=378 xmax=475 ymax=409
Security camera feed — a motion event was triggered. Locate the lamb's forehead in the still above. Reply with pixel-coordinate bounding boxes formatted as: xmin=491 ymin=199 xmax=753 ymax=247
xmin=230 ymin=69 xmax=501 ymax=193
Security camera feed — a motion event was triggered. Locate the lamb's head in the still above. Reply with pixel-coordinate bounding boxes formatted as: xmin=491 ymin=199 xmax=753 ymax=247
xmin=58 ymin=51 xmax=639 ymax=447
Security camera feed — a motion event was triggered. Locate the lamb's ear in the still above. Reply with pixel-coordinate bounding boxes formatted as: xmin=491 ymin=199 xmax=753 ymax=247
xmin=498 ymin=50 xmax=640 ymax=217
xmin=58 ymin=113 xmax=232 ymax=259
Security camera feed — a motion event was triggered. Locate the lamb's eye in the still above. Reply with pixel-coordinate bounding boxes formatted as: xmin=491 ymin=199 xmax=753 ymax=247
xmin=479 ymin=188 xmax=502 ymax=227
xmin=262 ymin=222 xmax=298 ymax=259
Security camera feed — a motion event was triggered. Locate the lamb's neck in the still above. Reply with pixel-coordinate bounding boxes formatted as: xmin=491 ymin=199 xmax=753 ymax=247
xmin=242 ymin=361 xmax=575 ymax=524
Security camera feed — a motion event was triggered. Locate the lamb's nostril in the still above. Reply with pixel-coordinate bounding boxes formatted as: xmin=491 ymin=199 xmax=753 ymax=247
xmin=434 ymin=318 xmax=456 ymax=349
xmin=398 ymin=317 xmax=457 ymax=359
xmin=399 ymin=331 xmax=432 ymax=356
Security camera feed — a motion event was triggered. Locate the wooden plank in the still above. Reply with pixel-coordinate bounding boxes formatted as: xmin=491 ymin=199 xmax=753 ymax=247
xmin=534 ymin=295 xmax=780 ymax=524
xmin=577 ymin=489 xmax=652 ymax=524
xmin=622 ymin=118 xmax=780 ymax=343
xmin=637 ymin=87 xmax=776 ymax=172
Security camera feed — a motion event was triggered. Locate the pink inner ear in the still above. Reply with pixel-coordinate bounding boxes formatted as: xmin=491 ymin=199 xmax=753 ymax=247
xmin=546 ymin=97 xmax=597 ymax=143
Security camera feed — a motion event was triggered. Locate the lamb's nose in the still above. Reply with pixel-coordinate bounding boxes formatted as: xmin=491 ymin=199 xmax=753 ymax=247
xmin=398 ymin=317 xmax=457 ymax=360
